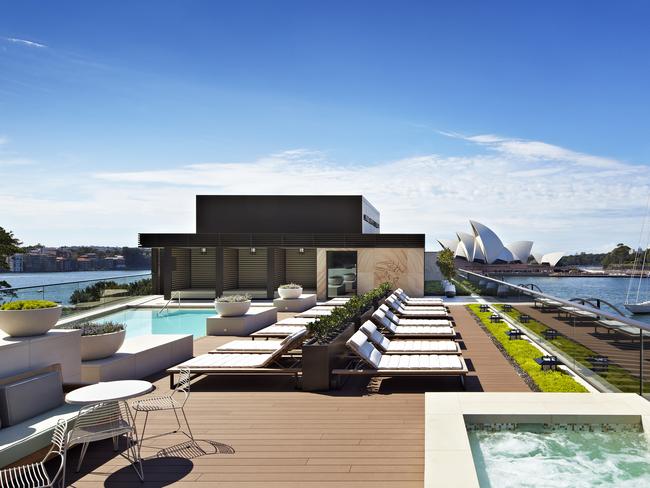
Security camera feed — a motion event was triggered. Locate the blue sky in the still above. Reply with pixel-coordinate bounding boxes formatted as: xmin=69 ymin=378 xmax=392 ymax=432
xmin=1 ymin=1 xmax=649 ymax=252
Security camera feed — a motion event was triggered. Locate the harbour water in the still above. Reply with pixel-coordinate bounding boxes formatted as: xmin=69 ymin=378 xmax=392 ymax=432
xmin=0 ymin=270 xmax=151 ymax=305
xmin=502 ymin=276 xmax=650 ymax=325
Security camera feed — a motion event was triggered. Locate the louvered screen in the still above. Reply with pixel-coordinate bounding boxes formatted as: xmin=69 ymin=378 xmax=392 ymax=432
xmin=190 ymin=248 xmax=216 ymax=288
xmin=272 ymin=248 xmax=286 ymax=289
xmin=286 ymin=248 xmax=316 ymax=288
xmin=223 ymin=248 xmax=238 ymax=290
xmin=171 ymin=248 xmax=191 ymax=290
xmin=238 ymin=248 xmax=267 ymax=288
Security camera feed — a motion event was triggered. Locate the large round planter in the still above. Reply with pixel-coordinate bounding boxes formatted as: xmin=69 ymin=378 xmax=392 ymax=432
xmin=278 ymin=287 xmax=302 ymax=299
xmin=0 ymin=305 xmax=62 ymax=337
xmin=328 ymin=276 xmax=343 ymax=286
xmin=214 ymin=300 xmax=251 ymax=317
xmin=343 ymin=273 xmax=356 ymax=282
xmin=81 ymin=329 xmax=126 ymax=361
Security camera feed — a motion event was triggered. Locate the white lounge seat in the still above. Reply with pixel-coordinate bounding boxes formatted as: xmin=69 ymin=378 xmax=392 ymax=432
xmin=384 ymin=297 xmax=449 ymax=317
xmin=386 ymin=295 xmax=446 ymax=311
xmin=372 ymin=309 xmax=455 ymax=338
xmin=168 ymin=330 xmax=306 ymax=386
xmin=394 ymin=288 xmax=445 ymax=306
xmin=212 ymin=331 xmax=305 ymax=354
xmin=332 ymin=331 xmax=467 ymax=386
xmin=297 ymin=308 xmax=334 ymax=318
xmin=379 ymin=305 xmax=453 ymax=326
xmin=359 ymin=322 xmax=460 ymax=354
xmin=250 ymin=324 xmax=306 ymax=339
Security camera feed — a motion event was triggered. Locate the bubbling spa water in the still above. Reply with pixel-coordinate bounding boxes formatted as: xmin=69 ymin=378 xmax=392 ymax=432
xmin=468 ymin=424 xmax=650 ymax=488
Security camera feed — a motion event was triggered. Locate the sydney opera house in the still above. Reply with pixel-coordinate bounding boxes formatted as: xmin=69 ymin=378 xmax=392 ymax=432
xmin=438 ymin=220 xmax=564 ymax=267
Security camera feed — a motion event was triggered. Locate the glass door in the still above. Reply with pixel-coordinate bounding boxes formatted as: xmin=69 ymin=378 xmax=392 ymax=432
xmin=326 ymin=251 xmax=357 ymax=298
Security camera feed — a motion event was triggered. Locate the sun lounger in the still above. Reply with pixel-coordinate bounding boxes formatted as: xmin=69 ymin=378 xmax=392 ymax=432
xmin=378 ymin=305 xmax=454 ymax=327
xmin=211 ymin=329 xmax=306 ymax=353
xmin=332 ymin=331 xmax=467 ymax=386
xmin=394 ymin=288 xmax=445 ymax=306
xmin=382 ymin=299 xmax=451 ymax=318
xmin=594 ymin=319 xmax=650 ymax=340
xmin=557 ymin=306 xmax=599 ymax=321
xmin=372 ymin=309 xmax=456 ymax=338
xmin=324 ymin=298 xmax=351 ymax=305
xmin=386 ymin=295 xmax=447 ymax=312
xmin=297 ymin=307 xmax=335 ymax=318
xmin=168 ymin=330 xmax=306 ymax=387
xmin=359 ymin=322 xmax=460 ymax=354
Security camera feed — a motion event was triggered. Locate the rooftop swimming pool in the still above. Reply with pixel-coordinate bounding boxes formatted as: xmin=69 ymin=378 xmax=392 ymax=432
xmin=94 ymin=308 xmax=214 ymax=340
xmin=468 ymin=424 xmax=650 ymax=488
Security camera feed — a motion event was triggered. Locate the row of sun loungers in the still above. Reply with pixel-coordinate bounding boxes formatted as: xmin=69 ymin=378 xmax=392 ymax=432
xmin=168 ymin=288 xmax=467 ymax=388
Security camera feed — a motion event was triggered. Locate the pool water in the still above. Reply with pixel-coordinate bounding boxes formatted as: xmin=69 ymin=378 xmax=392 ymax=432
xmin=468 ymin=425 xmax=650 ymax=488
xmin=94 ymin=308 xmax=214 ymax=340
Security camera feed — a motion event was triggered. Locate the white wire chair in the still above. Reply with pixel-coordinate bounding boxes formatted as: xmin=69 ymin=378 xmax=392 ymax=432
xmin=0 ymin=418 xmax=68 ymax=488
xmin=65 ymin=401 xmax=143 ymax=485
xmin=132 ymin=367 xmax=195 ymax=444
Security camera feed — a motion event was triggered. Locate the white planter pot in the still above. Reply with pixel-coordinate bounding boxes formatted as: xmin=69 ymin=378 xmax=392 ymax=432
xmin=328 ymin=276 xmax=344 ymax=286
xmin=343 ymin=273 xmax=356 ymax=282
xmin=81 ymin=329 xmax=126 ymax=361
xmin=0 ymin=305 xmax=62 ymax=337
xmin=278 ymin=287 xmax=302 ymax=299
xmin=214 ymin=300 xmax=251 ymax=317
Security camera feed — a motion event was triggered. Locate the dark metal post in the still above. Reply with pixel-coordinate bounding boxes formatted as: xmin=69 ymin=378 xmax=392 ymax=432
xmin=215 ymin=246 xmax=223 ymax=299
xmin=162 ymin=247 xmax=173 ymax=300
xmin=267 ymin=247 xmax=275 ymax=300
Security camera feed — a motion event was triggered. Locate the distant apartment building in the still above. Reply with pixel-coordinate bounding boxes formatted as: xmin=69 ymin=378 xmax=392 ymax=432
xmin=7 ymin=254 xmax=23 ymax=272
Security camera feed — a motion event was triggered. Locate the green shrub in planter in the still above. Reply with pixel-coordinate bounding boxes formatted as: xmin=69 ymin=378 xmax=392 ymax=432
xmin=63 ymin=321 xmax=125 ymax=336
xmin=278 ymin=283 xmax=301 ymax=289
xmin=215 ymin=294 xmax=252 ymax=303
xmin=0 ymin=300 xmax=58 ymax=310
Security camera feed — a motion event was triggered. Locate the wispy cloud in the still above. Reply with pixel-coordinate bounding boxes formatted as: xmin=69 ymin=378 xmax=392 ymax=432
xmin=0 ymin=136 xmax=8 ymax=145
xmin=1 ymin=136 xmax=648 ymax=251
xmin=4 ymin=37 xmax=47 ymax=48
xmin=441 ymin=131 xmax=628 ymax=170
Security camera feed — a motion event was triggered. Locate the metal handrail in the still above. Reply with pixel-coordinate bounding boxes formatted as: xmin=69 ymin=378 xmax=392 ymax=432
xmin=158 ymin=291 xmax=181 ymax=315
xmin=0 ymin=272 xmax=151 ymax=292
xmin=569 ymin=297 xmax=627 ymax=317
xmin=458 ymin=268 xmax=650 ymax=332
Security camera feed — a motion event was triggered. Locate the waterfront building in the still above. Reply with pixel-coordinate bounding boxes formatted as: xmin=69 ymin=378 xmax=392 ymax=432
xmin=139 ymin=195 xmax=425 ymax=300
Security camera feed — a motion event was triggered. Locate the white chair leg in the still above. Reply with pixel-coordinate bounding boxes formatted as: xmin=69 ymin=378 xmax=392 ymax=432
xmin=76 ymin=442 xmax=89 ymax=472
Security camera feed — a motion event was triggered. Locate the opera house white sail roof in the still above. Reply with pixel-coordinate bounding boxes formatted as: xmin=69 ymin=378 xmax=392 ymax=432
xmin=438 ymin=221 xmax=564 ymax=266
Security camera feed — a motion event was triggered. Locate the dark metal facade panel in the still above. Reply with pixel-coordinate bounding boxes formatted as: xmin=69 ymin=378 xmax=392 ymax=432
xmin=195 ymin=195 xmax=364 ymax=234
xmin=139 ymin=233 xmax=424 ymax=249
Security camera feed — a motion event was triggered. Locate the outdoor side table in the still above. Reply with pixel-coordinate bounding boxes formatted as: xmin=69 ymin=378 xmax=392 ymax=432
xmin=489 ymin=314 xmax=502 ymax=323
xmin=502 ymin=304 xmax=512 ymax=312
xmin=519 ymin=314 xmax=531 ymax=323
xmin=66 ymin=380 xmax=154 ymax=404
xmin=543 ymin=329 xmax=558 ymax=340
xmin=506 ymin=329 xmax=523 ymax=340
xmin=479 ymin=304 xmax=489 ymax=313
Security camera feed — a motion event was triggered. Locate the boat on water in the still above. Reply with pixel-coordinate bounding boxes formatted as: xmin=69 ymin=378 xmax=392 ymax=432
xmin=624 ymin=301 xmax=650 ymax=314
xmin=624 ymin=197 xmax=650 ymax=314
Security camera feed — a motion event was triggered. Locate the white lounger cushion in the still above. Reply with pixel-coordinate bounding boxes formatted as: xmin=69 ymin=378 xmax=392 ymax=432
xmin=215 ymin=340 xmax=284 ymax=353
xmin=378 ymin=354 xmax=463 ymax=370
xmin=395 ymin=326 xmax=455 ymax=335
xmin=385 ymin=341 xmax=458 ymax=353
xmin=347 ymin=331 xmax=383 ymax=368
xmin=394 ymin=289 xmax=444 ymax=304
xmin=360 ymin=322 xmax=457 ymax=353
xmin=276 ymin=317 xmax=316 ymax=325
xmin=180 ymin=353 xmax=274 ymax=368
xmin=252 ymin=324 xmax=306 ymax=336
xmin=298 ymin=309 xmax=333 ymax=317
xmin=382 ymin=307 xmax=451 ymax=326
xmin=386 ymin=296 xmax=445 ymax=311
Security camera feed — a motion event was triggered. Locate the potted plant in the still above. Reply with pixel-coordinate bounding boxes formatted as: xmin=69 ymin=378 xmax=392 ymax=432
xmin=65 ymin=321 xmax=126 ymax=361
xmin=0 ymin=300 xmax=62 ymax=337
xmin=278 ymin=283 xmax=303 ymax=299
xmin=214 ymin=294 xmax=252 ymax=317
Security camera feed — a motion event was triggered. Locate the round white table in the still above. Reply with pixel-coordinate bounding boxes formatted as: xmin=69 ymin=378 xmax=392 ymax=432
xmin=65 ymin=380 xmax=154 ymax=404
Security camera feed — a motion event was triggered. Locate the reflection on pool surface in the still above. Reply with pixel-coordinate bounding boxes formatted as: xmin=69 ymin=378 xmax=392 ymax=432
xmin=468 ymin=424 xmax=650 ymax=488
xmin=95 ymin=308 xmax=214 ymax=339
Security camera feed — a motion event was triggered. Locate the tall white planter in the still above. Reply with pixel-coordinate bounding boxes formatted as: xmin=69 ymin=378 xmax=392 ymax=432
xmin=214 ymin=300 xmax=251 ymax=317
xmin=81 ymin=329 xmax=126 ymax=361
xmin=0 ymin=305 xmax=62 ymax=337
xmin=278 ymin=287 xmax=302 ymax=299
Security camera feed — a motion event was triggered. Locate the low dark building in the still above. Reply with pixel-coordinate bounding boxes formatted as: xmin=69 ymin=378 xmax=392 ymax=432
xmin=140 ymin=195 xmax=425 ymax=300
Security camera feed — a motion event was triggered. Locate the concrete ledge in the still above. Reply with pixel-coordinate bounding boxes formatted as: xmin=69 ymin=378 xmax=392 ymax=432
xmin=206 ymin=307 xmax=277 ymax=336
xmin=0 ymin=329 xmax=81 ymax=384
xmin=424 ymin=392 xmax=650 ymax=488
xmin=273 ymin=294 xmax=317 ymax=312
xmin=80 ymin=334 xmax=193 ymax=383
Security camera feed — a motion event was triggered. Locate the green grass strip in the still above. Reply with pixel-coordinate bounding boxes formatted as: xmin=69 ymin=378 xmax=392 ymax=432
xmin=467 ymin=304 xmax=587 ymax=393
xmin=498 ymin=306 xmax=647 ymax=393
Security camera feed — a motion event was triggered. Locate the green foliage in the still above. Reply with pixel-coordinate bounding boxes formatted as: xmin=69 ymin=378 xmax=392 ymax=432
xmin=436 ymin=248 xmax=456 ymax=280
xmin=70 ymin=278 xmax=152 ymax=304
xmin=501 ymin=307 xmax=649 ymax=393
xmin=279 ymin=283 xmax=302 ymax=289
xmin=455 ymin=279 xmax=479 ymax=295
xmin=0 ymin=299 xmax=58 ymax=310
xmin=307 ymin=283 xmax=392 ymax=344
xmin=215 ymin=294 xmax=252 ymax=303
xmin=467 ymin=304 xmax=587 ymax=393
xmin=424 ymin=280 xmax=471 ymax=296
xmin=0 ymin=227 xmax=23 ymax=271
xmin=67 ymin=321 xmax=125 ymax=336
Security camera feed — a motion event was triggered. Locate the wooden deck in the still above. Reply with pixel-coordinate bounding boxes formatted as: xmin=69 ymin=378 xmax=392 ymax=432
xmin=54 ymin=305 xmax=528 ymax=487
